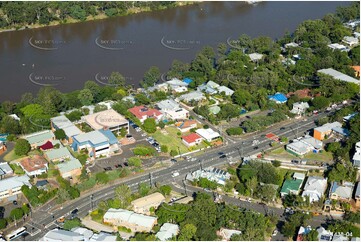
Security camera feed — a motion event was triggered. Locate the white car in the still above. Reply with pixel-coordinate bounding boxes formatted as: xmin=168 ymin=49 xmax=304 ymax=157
xmin=171 ymin=171 xmax=179 ymax=177
xmin=272 ymin=229 xmax=278 ymax=236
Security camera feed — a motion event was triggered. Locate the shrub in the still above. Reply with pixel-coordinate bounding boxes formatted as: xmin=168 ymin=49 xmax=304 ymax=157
xmin=226 ymin=127 xmax=243 ymax=136
xmin=170 ymin=149 xmax=178 ymax=157
xmin=14 ymin=139 xmax=30 ymax=156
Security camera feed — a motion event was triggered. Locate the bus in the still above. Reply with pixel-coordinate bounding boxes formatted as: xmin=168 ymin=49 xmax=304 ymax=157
xmin=5 ymin=227 xmax=27 ymax=241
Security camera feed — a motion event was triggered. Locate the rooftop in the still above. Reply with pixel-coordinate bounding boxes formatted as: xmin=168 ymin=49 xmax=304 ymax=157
xmin=57 ymin=158 xmax=82 ymax=174
xmin=182 ymin=133 xmax=203 ymax=144
xmin=82 ymin=109 xmax=128 ymax=130
xmin=104 ymin=208 xmax=157 ymax=229
xmin=128 ymin=106 xmax=162 ymax=120
xmin=175 ymin=120 xmax=198 ymax=129
xmin=178 ymin=91 xmax=205 ymax=101
xmin=156 ymin=99 xmax=180 ymax=111
xmin=44 ymin=147 xmax=72 ymax=161
xmin=314 ymin=122 xmax=342 ymax=133
xmin=131 ymin=192 xmax=165 ymax=208
xmin=330 ymin=181 xmax=353 ymax=199
xmin=42 ymin=228 xmax=84 ymax=241
xmin=249 ymin=53 xmax=263 ymax=61
xmin=0 ymin=162 xmax=13 ymax=175
xmin=280 ymin=174 xmax=304 ymax=195
xmin=0 ymin=175 xmax=30 ymax=193
xmin=73 ymin=130 xmax=109 ymax=146
xmin=318 ymin=68 xmax=359 ymax=85
xmin=19 ymin=155 xmax=48 ymax=173
xmin=51 ymin=115 xmax=82 ymax=137
xmin=196 ymin=128 xmax=220 ymax=140
xmin=25 ymin=130 xmax=54 ymax=145
xmin=156 ymin=223 xmax=179 ymax=241
xmin=268 ymin=92 xmax=288 ymax=103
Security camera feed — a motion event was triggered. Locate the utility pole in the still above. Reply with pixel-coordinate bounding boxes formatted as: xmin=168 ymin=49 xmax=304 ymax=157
xmin=149 ymin=172 xmax=153 ymax=187
xmin=183 ymin=180 xmax=188 ymax=196
xmin=241 ymin=142 xmax=245 ymax=158
xmin=90 ymin=194 xmax=94 ymax=211
xmin=177 ymin=146 xmax=181 ymax=158
xmin=199 ymin=160 xmax=203 ymax=170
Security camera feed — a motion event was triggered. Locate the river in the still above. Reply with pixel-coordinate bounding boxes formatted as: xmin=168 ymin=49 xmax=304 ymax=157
xmin=0 ymin=1 xmax=350 ymax=101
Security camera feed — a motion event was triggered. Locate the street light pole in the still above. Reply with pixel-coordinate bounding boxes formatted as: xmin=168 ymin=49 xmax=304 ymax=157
xmin=90 ymin=195 xmax=94 ymax=211
xmin=182 ymin=180 xmax=188 ymax=196
xmin=177 ymin=146 xmax=181 ymax=158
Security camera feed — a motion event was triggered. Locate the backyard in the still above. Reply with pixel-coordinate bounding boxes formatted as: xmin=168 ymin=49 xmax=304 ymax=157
xmin=268 ymin=147 xmax=333 ymax=163
xmin=152 ymin=126 xmax=208 ymax=155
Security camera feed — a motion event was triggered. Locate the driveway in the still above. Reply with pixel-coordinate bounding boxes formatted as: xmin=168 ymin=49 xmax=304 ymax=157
xmin=0 ymin=142 xmax=14 ymax=163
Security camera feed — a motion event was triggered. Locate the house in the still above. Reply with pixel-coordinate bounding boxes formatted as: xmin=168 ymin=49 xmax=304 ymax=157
xmin=156 ymin=99 xmax=189 ymax=120
xmin=89 ymin=232 xmax=117 ymax=241
xmin=70 ymin=227 xmax=93 ymax=240
xmin=286 ymin=135 xmax=323 ymax=156
xmin=316 ymin=226 xmax=333 ymax=241
xmin=248 ymin=53 xmax=263 ymax=62
xmin=342 ymin=36 xmax=359 ymax=46
xmin=331 ymin=126 xmax=350 ymax=138
xmin=42 ymin=228 xmax=84 ymax=241
xmin=82 ymin=109 xmax=128 ymax=133
xmin=327 ymin=43 xmax=349 ymax=52
xmin=268 ymin=92 xmax=288 ymax=104
xmin=56 ymin=158 xmax=82 ymax=179
xmin=24 ymin=130 xmax=54 ymax=148
xmin=51 ymin=115 xmax=82 ymax=144
xmin=175 ymin=120 xmax=198 ymax=133
xmin=343 ymin=112 xmax=358 ymax=123
xmin=122 ymin=95 xmax=136 ymax=104
xmin=313 ymin=122 xmax=342 ymax=141
xmin=285 ymin=42 xmax=299 ymax=48
xmin=156 ymin=223 xmax=179 ymax=241
xmin=352 ymin=141 xmax=361 ymax=168
xmin=19 ymin=155 xmax=48 ymax=177
xmin=39 ymin=141 xmax=54 ymax=151
xmin=291 ymin=102 xmax=309 ymax=114
xmin=217 ymin=86 xmax=234 ymax=96
xmin=182 ymin=133 xmax=203 ymax=147
xmin=128 ymin=106 xmax=163 ymax=123
xmin=44 ymin=147 xmax=72 ymax=162
xmin=9 ymin=114 xmax=20 ymax=121
xmin=351 ymin=66 xmax=360 ymax=78
xmin=103 ymin=208 xmax=157 ymax=232
xmin=297 ymin=226 xmax=312 ymax=241
xmin=280 ymin=172 xmax=305 ymax=197
xmin=219 ymin=228 xmax=242 ymax=241
xmin=177 ymin=91 xmax=205 ymax=103
xmin=332 ymin=234 xmax=349 ymax=241
xmin=0 ymin=175 xmax=31 ymax=201
xmin=206 ymin=81 xmax=220 ymax=89
xmin=329 ymin=181 xmax=354 ymax=201
xmin=354 ymin=182 xmax=360 ymax=207
xmin=35 ymin=180 xmax=49 ymax=190
xmin=72 ymin=131 xmax=112 ymax=158
xmin=0 ymin=162 xmax=13 ymax=179
xmin=318 ymin=68 xmax=359 ymax=85
xmin=302 ymin=176 xmax=328 ymax=203
xmin=186 ymin=167 xmax=230 ymax=186
xmin=196 ymin=128 xmax=220 ymax=142
xmin=131 ymin=192 xmax=165 ymax=215
xmin=197 ymin=83 xmax=218 ymax=95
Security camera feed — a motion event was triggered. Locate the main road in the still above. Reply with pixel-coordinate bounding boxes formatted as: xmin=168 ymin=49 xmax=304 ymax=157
xmin=18 ymin=109 xmax=336 ymax=240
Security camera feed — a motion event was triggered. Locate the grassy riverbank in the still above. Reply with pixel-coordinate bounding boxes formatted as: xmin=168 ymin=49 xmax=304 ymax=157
xmin=0 ymin=1 xmax=197 ymax=33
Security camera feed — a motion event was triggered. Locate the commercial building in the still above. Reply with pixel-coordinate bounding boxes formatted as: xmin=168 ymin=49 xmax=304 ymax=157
xmin=280 ymin=173 xmax=305 ymax=197
xmin=156 ymin=223 xmax=179 ymax=241
xmin=196 ymin=128 xmax=220 ymax=142
xmin=302 ymin=176 xmax=328 ymax=203
xmin=51 ymin=115 xmax=82 ymax=144
xmin=182 ymin=133 xmax=204 ymax=147
xmin=56 ymin=158 xmax=82 ymax=179
xmin=186 ymin=167 xmax=230 ymax=186
xmin=313 ymin=122 xmax=342 ymax=141
xmin=24 ymin=130 xmax=54 ymax=148
xmin=318 ymin=68 xmax=359 ymax=85
xmin=128 ymin=106 xmax=163 ymax=123
xmin=82 ymin=109 xmax=128 ymax=133
xmin=103 ymin=208 xmax=157 ymax=232
xmin=19 ymin=155 xmax=48 ymax=177
xmin=131 ymin=192 xmax=165 ymax=215
xmin=286 ymin=135 xmax=323 ymax=156
xmin=0 ymin=175 xmax=31 ymax=201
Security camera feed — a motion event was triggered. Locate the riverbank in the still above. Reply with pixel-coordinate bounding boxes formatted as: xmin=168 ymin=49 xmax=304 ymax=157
xmin=0 ymin=1 xmax=197 ymax=34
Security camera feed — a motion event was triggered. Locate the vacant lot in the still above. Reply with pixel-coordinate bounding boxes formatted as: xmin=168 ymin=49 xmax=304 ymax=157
xmin=269 ymin=147 xmax=333 ymax=162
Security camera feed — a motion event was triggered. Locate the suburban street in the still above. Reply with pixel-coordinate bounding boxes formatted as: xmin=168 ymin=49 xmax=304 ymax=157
xmin=12 ymin=109 xmax=338 ymax=241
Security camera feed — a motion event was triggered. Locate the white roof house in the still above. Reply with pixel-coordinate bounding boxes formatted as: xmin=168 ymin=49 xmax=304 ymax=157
xmin=217 ymin=86 xmax=234 ymax=96
xmin=206 ymin=81 xmax=220 ymax=89
xmin=156 ymin=99 xmax=180 ymax=111
xmin=156 ymin=223 xmax=179 ymax=241
xmin=291 ymin=102 xmax=309 ymax=114
xmin=41 ymin=229 xmax=84 ymax=241
xmin=0 ymin=162 xmax=13 ymax=176
xmin=156 ymin=99 xmax=189 ymax=120
xmin=327 ymin=43 xmax=349 ymax=52
xmin=248 ymin=53 xmax=263 ymax=62
xmin=103 ymin=208 xmax=157 ymax=231
xmin=285 ymin=42 xmax=299 ymax=48
xmin=318 ymin=68 xmax=359 ymax=85
xmin=219 ymin=228 xmax=242 ymax=240
xmin=196 ymin=128 xmax=220 ymax=142
xmin=178 ymin=91 xmax=205 ymax=102
xmin=71 ymin=227 xmax=93 ymax=240
xmin=330 ymin=181 xmax=354 ymax=200
xmin=302 ymin=176 xmax=328 ymax=203
xmin=342 ymin=36 xmax=359 ymax=46
xmin=317 ymin=226 xmax=333 ymax=241
xmin=352 ymin=141 xmax=361 ymax=168
xmin=286 ymin=135 xmax=322 ymax=156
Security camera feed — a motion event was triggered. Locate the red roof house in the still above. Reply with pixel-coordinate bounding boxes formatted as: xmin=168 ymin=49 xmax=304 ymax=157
xmin=182 ymin=133 xmax=203 ymax=147
xmin=128 ymin=106 xmax=163 ymax=123
xmin=39 ymin=141 xmax=54 ymax=151
xmin=287 ymin=88 xmax=312 ymax=99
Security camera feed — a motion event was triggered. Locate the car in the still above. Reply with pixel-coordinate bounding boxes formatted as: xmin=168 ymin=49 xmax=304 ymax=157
xmin=272 ymin=229 xmax=278 ymax=236
xmin=219 ymin=154 xmax=227 ymax=158
xmin=170 ymin=159 xmax=177 ymax=163
xmin=171 ymin=171 xmax=180 ymax=177
xmin=141 ymin=133 xmax=147 ymax=137
xmin=56 ymin=216 xmax=65 ymax=223
xmin=71 ymin=208 xmax=79 ymax=215
xmin=115 ymin=164 xmax=123 ymax=168
xmin=123 ymin=162 xmax=129 ymax=167
xmin=126 ymin=134 xmax=132 ymax=138
xmin=253 ymin=146 xmax=258 ymax=150
xmin=186 ymin=156 xmax=192 ymax=160
xmin=191 ymin=158 xmax=197 ymax=162
xmin=204 ymin=188 xmax=211 ymax=192
xmin=280 ymin=127 xmax=286 ymax=130
xmin=103 ymin=167 xmax=112 ymax=171
xmin=218 ymin=152 xmax=224 ymax=155
xmin=246 ymin=198 xmax=252 ymax=203
xmin=12 ymin=200 xmax=17 ymax=205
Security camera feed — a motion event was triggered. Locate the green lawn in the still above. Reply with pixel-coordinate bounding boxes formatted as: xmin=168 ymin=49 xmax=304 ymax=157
xmin=4 ymin=150 xmax=25 ymax=162
xmin=269 ymin=146 xmax=333 ymax=162
xmin=152 ymin=126 xmax=207 ymax=155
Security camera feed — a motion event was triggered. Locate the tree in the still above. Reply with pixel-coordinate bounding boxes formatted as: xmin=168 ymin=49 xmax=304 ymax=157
xmin=65 ymin=110 xmax=82 ymax=122
xmin=170 ymin=149 xmax=178 ymax=157
xmin=114 ymin=184 xmax=132 ymax=208
xmin=311 ymin=96 xmax=330 ymax=110
xmin=108 ymin=72 xmax=126 ymax=87
xmin=14 ymin=139 xmax=30 ymax=156
xmin=178 ymin=223 xmax=197 ymax=241
xmin=21 ymin=204 xmax=30 ymax=214
xmin=0 ymin=115 xmax=21 ymax=134
xmin=10 ymin=208 xmax=24 ymax=221
xmin=142 ymin=66 xmax=160 ymax=87
xmin=134 ymin=93 xmax=150 ymax=105
xmin=78 ymin=89 xmax=94 ymax=106
xmin=159 ymin=185 xmax=172 ymax=196
xmin=93 ymin=104 xmax=107 ymax=113
xmin=160 ymin=145 xmax=168 ymax=153
xmin=57 ymin=188 xmax=71 ymax=203
xmin=257 ymin=184 xmax=276 ymax=203
xmin=328 ymin=161 xmax=357 ymax=182
xmin=232 ymin=89 xmax=252 ymax=106
xmin=138 ymin=182 xmax=150 ymax=197
xmin=54 ymin=129 xmax=66 ymax=140
xmin=96 ymin=172 xmax=109 ymax=184
xmin=63 ymin=218 xmax=82 ymax=230
xmin=272 ymin=160 xmax=281 ymax=167
xmin=0 ymin=218 xmax=7 ymax=229
xmin=69 ymin=5 xmax=86 ymax=21
xmin=226 ymin=127 xmax=243 ymax=136
xmin=143 ymin=118 xmax=157 ymax=133
xmin=128 ymin=157 xmax=142 ymax=167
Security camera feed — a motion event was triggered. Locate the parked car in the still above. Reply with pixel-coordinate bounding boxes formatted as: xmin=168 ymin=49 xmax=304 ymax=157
xmin=115 ymin=164 xmax=123 ymax=168
xmin=219 ymin=154 xmax=227 ymax=159
xmin=253 ymin=146 xmax=259 ymax=150
xmin=123 ymin=162 xmax=129 ymax=167
xmin=272 ymin=229 xmax=278 ymax=236
xmin=71 ymin=208 xmax=79 ymax=218
xmin=12 ymin=200 xmax=17 ymax=205
xmin=104 ymin=167 xmax=112 ymax=171
xmin=170 ymin=159 xmax=177 ymax=163
xmin=280 ymin=127 xmax=286 ymax=130
xmin=172 ymin=171 xmax=180 ymax=177
xmin=56 ymin=216 xmax=65 ymax=223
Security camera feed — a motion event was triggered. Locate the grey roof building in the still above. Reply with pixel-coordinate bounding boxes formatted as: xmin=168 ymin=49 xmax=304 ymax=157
xmin=41 ymin=228 xmax=84 ymax=241
xmin=318 ymin=68 xmax=359 ymax=85
xmin=156 ymin=223 xmax=179 ymax=241
xmin=178 ymin=91 xmax=205 ymax=102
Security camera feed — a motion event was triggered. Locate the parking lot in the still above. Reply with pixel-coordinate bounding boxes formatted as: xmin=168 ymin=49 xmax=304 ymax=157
xmin=0 ymin=194 xmax=27 ymax=219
